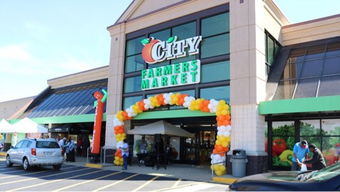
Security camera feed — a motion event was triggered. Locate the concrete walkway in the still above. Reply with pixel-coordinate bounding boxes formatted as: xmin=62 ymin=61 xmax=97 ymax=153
xmin=0 ymin=152 xmax=237 ymax=184
xmin=64 ymin=156 xmax=237 ymax=184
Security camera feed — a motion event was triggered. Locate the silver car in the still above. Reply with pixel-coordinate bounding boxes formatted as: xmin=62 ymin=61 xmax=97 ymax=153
xmin=6 ymin=138 xmax=64 ymax=171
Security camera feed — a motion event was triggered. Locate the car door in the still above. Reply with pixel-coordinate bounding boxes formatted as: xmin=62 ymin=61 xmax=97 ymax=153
xmin=16 ymin=140 xmax=29 ymax=163
xmin=10 ymin=141 xmax=24 ymax=163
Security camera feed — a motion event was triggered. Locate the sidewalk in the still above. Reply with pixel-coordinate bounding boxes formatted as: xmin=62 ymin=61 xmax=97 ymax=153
xmin=0 ymin=152 xmax=237 ymax=184
xmin=65 ymin=156 xmax=237 ymax=184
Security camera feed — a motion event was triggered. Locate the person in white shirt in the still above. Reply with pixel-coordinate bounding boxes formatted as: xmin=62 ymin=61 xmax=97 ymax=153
xmin=120 ymin=139 xmax=129 ymax=170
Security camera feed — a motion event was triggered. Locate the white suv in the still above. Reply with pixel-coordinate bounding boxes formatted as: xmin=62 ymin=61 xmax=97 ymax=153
xmin=6 ymin=138 xmax=64 ymax=171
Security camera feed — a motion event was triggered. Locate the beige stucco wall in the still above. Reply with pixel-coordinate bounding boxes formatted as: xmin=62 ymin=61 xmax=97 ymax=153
xmin=47 ymin=66 xmax=109 ymax=89
xmin=125 ymin=0 xmax=184 ymax=21
xmin=230 ymin=0 xmax=267 ymax=156
xmin=110 ymin=0 xmax=229 ymax=34
xmin=263 ymin=0 xmax=289 ymax=43
xmin=282 ymin=15 xmax=340 ymax=46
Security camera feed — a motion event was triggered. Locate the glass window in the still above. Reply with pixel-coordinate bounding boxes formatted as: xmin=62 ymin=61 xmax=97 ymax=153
xmin=321 ymin=119 xmax=340 ymax=136
xmin=200 ymin=86 xmax=230 ymax=102
xmin=123 ymin=96 xmax=143 ymax=109
xmin=318 ymin=75 xmax=340 ymax=96
xmin=300 ymin=120 xmax=320 ymax=136
xmin=124 ymin=76 xmax=141 ymax=93
xmin=266 ymin=36 xmax=275 ymax=65
xmin=173 ymin=22 xmax=196 ymax=40
xmin=125 ymin=54 xmax=145 ymax=73
xmin=281 ymin=62 xmax=301 ymax=80
xmin=326 ymin=42 xmax=340 ymax=57
xmin=304 ymin=45 xmax=324 ymax=60
xmin=300 ymin=60 xmax=323 ymax=78
xmin=171 ymin=55 xmax=196 ymax=64
xmin=321 ymin=136 xmax=340 ymax=166
xmin=126 ymin=36 xmax=145 ymax=56
xmin=201 ymin=61 xmax=229 ymax=83
xmin=274 ymin=80 xmax=296 ymax=100
xmin=201 ymin=13 xmax=229 ymax=37
xmin=147 ymin=60 xmax=169 ymax=69
xmin=300 ymin=137 xmax=321 ymax=149
xmin=272 ymin=136 xmax=295 ymax=167
xmin=322 ymin=57 xmax=340 ymax=75
xmin=150 ymin=29 xmax=171 ymax=41
xmin=201 ymin=34 xmax=229 ymax=58
xmin=294 ymin=78 xmax=318 ymax=98
xmin=272 ymin=121 xmax=295 ymax=136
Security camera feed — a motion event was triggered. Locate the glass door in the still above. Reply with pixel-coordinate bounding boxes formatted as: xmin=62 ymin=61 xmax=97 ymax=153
xmin=198 ymin=130 xmax=216 ymax=165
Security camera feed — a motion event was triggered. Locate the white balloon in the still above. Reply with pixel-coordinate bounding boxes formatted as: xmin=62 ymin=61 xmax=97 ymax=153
xmin=183 ymin=96 xmax=195 ymax=107
xmin=113 ymin=117 xmax=124 ymax=127
xmin=163 ymin=93 xmax=172 ymax=104
xmin=116 ymin=141 xmax=123 ymax=149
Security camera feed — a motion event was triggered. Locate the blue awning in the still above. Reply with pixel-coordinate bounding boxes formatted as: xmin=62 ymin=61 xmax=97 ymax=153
xmin=22 ymin=79 xmax=107 ymax=118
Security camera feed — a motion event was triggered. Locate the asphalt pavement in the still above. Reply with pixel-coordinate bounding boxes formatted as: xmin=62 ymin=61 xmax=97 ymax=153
xmin=0 ymin=158 xmax=230 ymax=191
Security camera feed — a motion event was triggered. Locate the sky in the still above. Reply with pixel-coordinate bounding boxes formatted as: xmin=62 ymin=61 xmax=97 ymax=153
xmin=0 ymin=0 xmax=339 ymax=102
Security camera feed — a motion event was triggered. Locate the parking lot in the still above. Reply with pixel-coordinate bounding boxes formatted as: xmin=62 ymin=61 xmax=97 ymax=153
xmin=0 ymin=159 xmax=228 ymax=191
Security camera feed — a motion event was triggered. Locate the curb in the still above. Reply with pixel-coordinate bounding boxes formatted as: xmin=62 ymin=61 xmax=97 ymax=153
xmin=85 ymin=163 xmax=103 ymax=168
xmin=212 ymin=176 xmax=237 ymax=184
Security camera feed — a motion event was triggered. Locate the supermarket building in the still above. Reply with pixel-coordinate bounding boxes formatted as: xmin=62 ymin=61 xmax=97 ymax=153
xmin=1 ymin=0 xmax=340 ymax=175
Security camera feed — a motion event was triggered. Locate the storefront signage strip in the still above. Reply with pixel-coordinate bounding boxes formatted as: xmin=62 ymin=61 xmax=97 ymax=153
xmin=141 ymin=59 xmax=200 ymax=90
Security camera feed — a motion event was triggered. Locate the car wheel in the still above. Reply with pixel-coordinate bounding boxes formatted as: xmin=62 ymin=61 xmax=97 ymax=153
xmin=6 ymin=156 xmax=13 ymax=167
xmin=53 ymin=164 xmax=62 ymax=170
xmin=23 ymin=158 xmax=30 ymax=171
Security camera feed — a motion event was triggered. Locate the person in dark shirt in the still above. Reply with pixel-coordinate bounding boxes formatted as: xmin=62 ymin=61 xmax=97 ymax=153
xmin=304 ymin=144 xmax=326 ymax=170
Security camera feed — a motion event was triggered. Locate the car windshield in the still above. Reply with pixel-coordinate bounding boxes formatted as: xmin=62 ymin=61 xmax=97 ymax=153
xmin=36 ymin=141 xmax=60 ymax=148
xmin=300 ymin=163 xmax=340 ymax=182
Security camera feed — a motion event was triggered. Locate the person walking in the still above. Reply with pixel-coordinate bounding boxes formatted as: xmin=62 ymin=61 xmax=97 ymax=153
xmin=292 ymin=140 xmax=309 ymax=171
xmin=304 ymin=144 xmax=326 ymax=170
xmin=120 ymin=139 xmax=129 ymax=170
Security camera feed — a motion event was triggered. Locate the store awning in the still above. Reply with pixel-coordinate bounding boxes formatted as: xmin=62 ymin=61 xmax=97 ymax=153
xmin=20 ymin=79 xmax=107 ymax=120
xmin=128 ymin=120 xmax=194 ymax=137
xmin=12 ymin=118 xmax=48 ymax=133
xmin=259 ymin=95 xmax=340 ymax=115
xmin=0 ymin=119 xmax=14 ymax=133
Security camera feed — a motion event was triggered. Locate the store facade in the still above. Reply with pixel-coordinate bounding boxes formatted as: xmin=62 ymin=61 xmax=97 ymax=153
xmin=2 ymin=0 xmax=339 ymax=175
xmin=104 ymin=0 xmax=340 ymax=175
xmin=104 ymin=0 xmax=282 ymax=175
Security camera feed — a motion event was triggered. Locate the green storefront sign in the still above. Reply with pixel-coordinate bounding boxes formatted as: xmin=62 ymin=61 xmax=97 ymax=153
xmin=141 ymin=59 xmax=200 ymax=90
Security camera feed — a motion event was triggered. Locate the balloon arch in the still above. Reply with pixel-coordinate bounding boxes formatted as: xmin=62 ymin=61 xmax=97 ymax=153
xmin=112 ymin=92 xmax=231 ymax=176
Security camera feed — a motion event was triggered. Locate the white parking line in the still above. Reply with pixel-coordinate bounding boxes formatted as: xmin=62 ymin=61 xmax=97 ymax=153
xmin=131 ymin=176 xmax=160 ymax=192
xmin=52 ymin=171 xmax=122 ymax=192
xmin=7 ymin=169 xmax=104 ymax=192
xmin=0 ymin=167 xmax=91 ymax=186
xmin=92 ymin=173 xmax=139 ymax=192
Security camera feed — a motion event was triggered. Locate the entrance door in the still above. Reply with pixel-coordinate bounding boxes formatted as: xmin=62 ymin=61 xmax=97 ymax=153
xmin=181 ymin=136 xmax=198 ymax=164
xmin=198 ymin=130 xmax=216 ymax=165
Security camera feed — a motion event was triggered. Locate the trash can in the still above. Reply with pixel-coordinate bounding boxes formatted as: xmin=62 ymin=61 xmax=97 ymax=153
xmin=230 ymin=149 xmax=247 ymax=177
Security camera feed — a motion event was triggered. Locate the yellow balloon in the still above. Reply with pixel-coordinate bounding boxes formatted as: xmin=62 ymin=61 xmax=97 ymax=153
xmin=215 ymin=170 xmax=223 ymax=176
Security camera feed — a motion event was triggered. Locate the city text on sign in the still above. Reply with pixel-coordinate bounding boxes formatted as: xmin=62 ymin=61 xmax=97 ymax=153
xmin=141 ymin=36 xmax=202 ymax=64
xmin=141 ymin=60 xmax=200 ymax=90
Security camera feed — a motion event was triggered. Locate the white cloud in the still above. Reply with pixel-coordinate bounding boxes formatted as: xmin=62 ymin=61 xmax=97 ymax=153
xmin=0 ymin=44 xmax=32 ymax=61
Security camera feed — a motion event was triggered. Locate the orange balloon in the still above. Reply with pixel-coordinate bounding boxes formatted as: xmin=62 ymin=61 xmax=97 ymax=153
xmin=137 ymin=101 xmax=146 ymax=111
xmin=176 ymin=94 xmax=188 ymax=105
xmin=156 ymin=94 xmax=165 ymax=105
xmin=122 ymin=111 xmax=131 ymax=120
